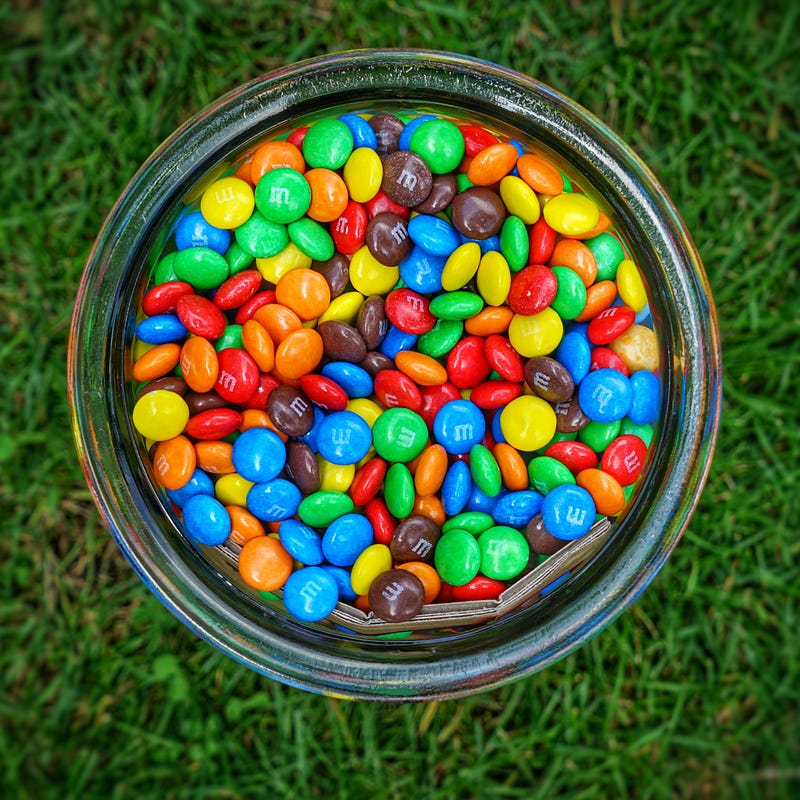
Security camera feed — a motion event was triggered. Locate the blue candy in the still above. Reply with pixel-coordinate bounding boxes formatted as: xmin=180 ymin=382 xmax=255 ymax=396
xmin=578 ymin=368 xmax=632 ymax=423
xmin=321 ymin=565 xmax=358 ymax=602
xmin=181 ymin=494 xmax=231 ymax=546
xmin=175 ymin=210 xmax=231 ymax=254
xmin=321 ymin=362 xmax=373 ymax=399
xmin=279 ymin=519 xmax=324 ymax=566
xmin=399 ymin=246 xmax=445 ymax=294
xmin=380 ymin=324 xmax=418 ymax=359
xmin=555 ymin=330 xmax=591 ymax=385
xmin=282 ymin=566 xmax=339 ymax=622
xmin=490 ymin=409 xmax=506 ymax=444
xmin=246 ymin=478 xmax=301 ymax=522
xmin=321 ymin=513 xmax=373 ymax=567
xmin=337 ymin=113 xmax=378 ymax=150
xmin=231 ymin=427 xmax=286 ymax=483
xmin=135 ymin=314 xmax=187 ymax=344
xmin=458 ymin=232 xmax=501 ymax=255
xmin=397 ymin=114 xmax=436 ymax=151
xmin=407 ymin=214 xmax=461 ymax=257
xmin=628 ymin=370 xmax=660 ymax=425
xmin=441 ymin=460 xmax=472 ymax=516
xmin=492 ymin=490 xmax=544 ymax=527
xmin=166 ymin=468 xmax=214 ymax=507
xmin=541 ymin=484 xmax=596 ymax=540
xmin=316 ymin=410 xmax=372 ymax=465
xmin=432 ymin=399 xmax=486 ymax=455
xmin=466 ymin=485 xmax=505 ymax=515
xmin=295 ymin=406 xmax=326 ymax=453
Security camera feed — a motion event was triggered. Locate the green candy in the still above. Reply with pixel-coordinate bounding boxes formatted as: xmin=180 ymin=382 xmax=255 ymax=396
xmin=408 ymin=119 xmax=465 ymax=175
xmin=528 ymin=455 xmax=576 ymax=495
xmin=173 ymin=247 xmax=229 ymax=291
xmin=372 ymin=408 xmax=428 ymax=463
xmin=429 ymin=290 xmax=484 ymax=320
xmin=578 ymin=419 xmax=622 ymax=452
xmin=478 ymin=526 xmax=529 ymax=581
xmin=153 ymin=251 xmax=179 ymax=283
xmin=214 ymin=324 xmax=243 ymax=352
xmin=434 ymin=529 xmax=481 ymax=586
xmin=620 ymin=418 xmax=654 ymax=446
xmin=499 ymin=215 xmax=529 ymax=272
xmin=288 ymin=217 xmax=334 ymax=262
xmin=224 ymin=241 xmax=254 ymax=274
xmin=469 ymin=444 xmax=502 ymax=497
xmin=235 ymin=210 xmax=289 ymax=258
xmin=254 ymin=167 xmax=312 ymax=224
xmin=455 ymin=173 xmax=473 ymax=193
xmin=550 ymin=266 xmax=587 ymax=320
xmin=441 ymin=511 xmax=495 ymax=536
xmin=302 ymin=118 xmax=354 ymax=170
xmin=297 ymin=491 xmax=354 ymax=527
xmin=585 ymin=232 xmax=625 ymax=282
xmin=417 ymin=318 xmax=463 ymax=357
xmin=384 ymin=463 xmax=415 ymax=519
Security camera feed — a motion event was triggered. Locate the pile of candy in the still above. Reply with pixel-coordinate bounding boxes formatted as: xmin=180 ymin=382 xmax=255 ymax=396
xmin=129 ymin=109 xmax=659 ymax=627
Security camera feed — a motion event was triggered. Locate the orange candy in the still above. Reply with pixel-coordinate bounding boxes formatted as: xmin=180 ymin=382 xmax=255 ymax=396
xmin=239 ymin=408 xmax=288 ymax=440
xmin=467 ymin=142 xmax=519 ymax=186
xmin=493 ymin=442 xmax=529 ymax=491
xmin=250 ymin=140 xmax=305 ymax=184
xmin=575 ymin=280 xmax=617 ymax=322
xmin=414 ymin=443 xmax=449 ymax=497
xmin=412 ymin=493 xmax=446 ymax=527
xmin=516 ymin=153 xmax=564 ymax=195
xmin=194 ymin=440 xmax=235 ymax=474
xmin=226 ymin=506 xmax=266 ymax=547
xmin=549 ymin=239 xmax=598 ymax=287
xmin=252 ymin=303 xmax=303 ymax=344
xmin=464 ymin=305 xmax=514 ymax=336
xmin=394 ymin=351 xmax=448 ymax=386
xmin=397 ymin=561 xmax=441 ymax=604
xmin=152 ymin=435 xmax=196 ymax=490
xmin=576 ymin=468 xmax=625 ymax=516
xmin=304 ymin=168 xmax=349 ymax=223
xmin=237 ymin=535 xmax=294 ymax=592
xmin=180 ymin=336 xmax=219 ymax=392
xmin=132 ymin=342 xmax=181 ymax=382
xmin=274 ymin=327 xmax=324 ymax=379
xmin=241 ymin=319 xmax=275 ymax=372
xmin=275 ymin=268 xmax=331 ymax=321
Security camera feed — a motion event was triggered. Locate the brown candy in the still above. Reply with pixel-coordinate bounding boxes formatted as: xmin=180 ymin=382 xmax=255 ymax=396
xmin=357 ymin=296 xmax=388 ymax=350
xmin=449 ymin=187 xmax=506 ymax=239
xmin=285 ymin=441 xmax=320 ymax=495
xmin=184 ymin=391 xmax=227 ymax=416
xmin=524 ymin=356 xmax=574 ymax=403
xmin=266 ymin=385 xmax=315 ymax=436
xmin=525 ymin=513 xmax=568 ymax=556
xmin=136 ymin=375 xmax=187 ymax=399
xmin=368 ymin=113 xmax=405 ymax=155
xmin=381 ymin=150 xmax=433 ymax=206
xmin=553 ymin=393 xmax=590 ymax=434
xmin=389 ymin=515 xmax=441 ymax=564
xmin=365 ymin=211 xmax=412 ymax=266
xmin=368 ymin=569 xmax=426 ymax=622
xmin=360 ymin=351 xmax=395 ymax=376
xmin=312 ymin=253 xmax=350 ymax=298
xmin=317 ymin=320 xmax=367 ymax=363
xmin=413 ymin=173 xmax=457 ymax=215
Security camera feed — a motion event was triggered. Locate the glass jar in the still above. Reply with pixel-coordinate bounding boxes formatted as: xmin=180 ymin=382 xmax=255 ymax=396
xmin=68 ymin=50 xmax=722 ymax=701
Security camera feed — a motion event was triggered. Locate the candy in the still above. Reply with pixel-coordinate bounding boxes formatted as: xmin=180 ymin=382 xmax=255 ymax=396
xmin=128 ymin=106 xmax=664 ymax=629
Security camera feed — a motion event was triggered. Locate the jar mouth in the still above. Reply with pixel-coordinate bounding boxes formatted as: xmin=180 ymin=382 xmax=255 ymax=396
xmin=69 ymin=49 xmax=722 ymax=700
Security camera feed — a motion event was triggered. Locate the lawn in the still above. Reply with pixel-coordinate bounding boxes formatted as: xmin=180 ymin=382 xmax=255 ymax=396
xmin=2 ymin=0 xmax=799 ymax=797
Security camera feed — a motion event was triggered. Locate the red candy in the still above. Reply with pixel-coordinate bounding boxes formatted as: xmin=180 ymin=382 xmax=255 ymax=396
xmin=364 ymin=497 xmax=395 ymax=545
xmin=384 ymin=288 xmax=435 ymax=334
xmin=176 ymin=294 xmax=227 ymax=340
xmin=446 ymin=335 xmax=491 ymax=389
xmin=544 ymin=440 xmax=598 ymax=475
xmin=459 ymin=125 xmax=500 ymax=157
xmin=484 ymin=334 xmax=524 ymax=382
xmin=600 ymin=434 xmax=648 ymax=486
xmin=373 ymin=369 xmax=423 ymax=411
xmin=215 ymin=348 xmax=259 ymax=404
xmin=350 ymin=458 xmax=388 ymax=506
xmin=185 ymin=408 xmax=242 ymax=440
xmin=450 ymin=576 xmax=506 ymax=601
xmin=142 ymin=281 xmax=194 ymax=316
xmin=364 ymin=190 xmax=409 ymax=219
xmin=234 ymin=290 xmax=277 ymax=325
xmin=528 ymin=217 xmax=557 ymax=264
xmin=590 ymin=346 xmax=629 ymax=376
xmin=507 ymin=265 xmax=557 ymax=315
xmin=213 ymin=270 xmax=263 ymax=310
xmin=298 ymin=374 xmax=349 ymax=411
xmin=469 ymin=380 xmax=522 ymax=409
xmin=418 ymin=382 xmax=461 ymax=428
xmin=587 ymin=305 xmax=635 ymax=345
xmin=243 ymin=373 xmax=280 ymax=410
xmin=331 ymin=200 xmax=368 ymax=255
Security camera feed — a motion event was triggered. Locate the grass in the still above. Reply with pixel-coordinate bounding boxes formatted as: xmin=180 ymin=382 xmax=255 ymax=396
xmin=2 ymin=0 xmax=799 ymax=796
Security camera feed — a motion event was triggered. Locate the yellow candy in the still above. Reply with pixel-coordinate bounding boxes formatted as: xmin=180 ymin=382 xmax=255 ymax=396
xmin=441 ymin=242 xmax=481 ymax=291
xmin=215 ymin=473 xmax=254 ymax=507
xmin=616 ymin=259 xmax=647 ymax=312
xmin=317 ymin=457 xmax=355 ymax=493
xmin=343 ymin=147 xmax=383 ymax=203
xmin=349 ymin=246 xmax=399 ymax=294
xmin=200 ymin=176 xmax=255 ymax=229
xmin=500 ymin=396 xmax=557 ymax=452
xmin=318 ymin=291 xmax=365 ymax=325
xmin=256 ymin=242 xmax=312 ymax=284
xmin=608 ymin=324 xmax=659 ymax=372
xmin=131 ymin=390 xmax=189 ymax=441
xmin=345 ymin=398 xmax=383 ymax=428
xmin=350 ymin=544 xmax=393 ymax=595
xmin=508 ymin=308 xmax=563 ymax=358
xmin=499 ymin=175 xmax=540 ymax=224
xmin=542 ymin=192 xmax=600 ymax=236
xmin=476 ymin=250 xmax=511 ymax=307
